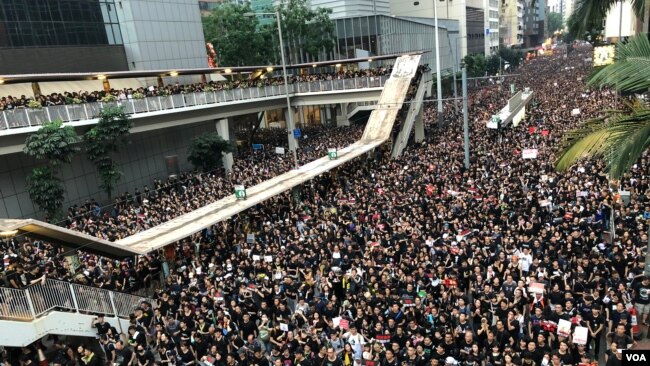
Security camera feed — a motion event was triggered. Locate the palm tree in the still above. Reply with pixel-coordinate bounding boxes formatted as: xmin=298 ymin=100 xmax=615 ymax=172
xmin=555 ymin=34 xmax=650 ymax=179
xmin=568 ymin=0 xmax=646 ymax=39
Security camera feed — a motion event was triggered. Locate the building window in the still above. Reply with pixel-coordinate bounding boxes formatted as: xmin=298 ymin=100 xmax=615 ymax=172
xmin=0 ymin=0 xmax=121 ymax=48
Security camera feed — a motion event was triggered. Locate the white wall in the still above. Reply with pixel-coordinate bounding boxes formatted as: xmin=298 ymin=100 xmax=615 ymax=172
xmin=116 ymin=0 xmax=207 ymax=72
xmin=311 ymin=0 xmax=390 ymax=18
xmin=605 ymin=0 xmax=637 ymax=40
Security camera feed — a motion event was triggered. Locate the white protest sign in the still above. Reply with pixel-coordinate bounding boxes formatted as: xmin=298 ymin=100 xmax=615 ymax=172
xmin=573 ymin=326 xmax=588 ymax=345
xmin=528 ymin=282 xmax=545 ymax=294
xmin=557 ymin=319 xmax=572 ymax=337
xmin=280 ymin=323 xmax=289 ymax=331
xmin=571 ymin=108 xmax=580 ymax=116
xmin=252 ymin=255 xmax=261 ymax=261
xmin=332 ymin=317 xmax=341 ymax=328
xmin=264 ymin=255 xmax=273 ymax=263
xmin=522 ymin=149 xmax=538 ymax=159
xmin=275 ymin=147 xmax=285 ymax=155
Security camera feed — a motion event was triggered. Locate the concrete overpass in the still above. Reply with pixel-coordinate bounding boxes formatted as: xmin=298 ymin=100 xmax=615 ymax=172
xmin=0 ymin=76 xmax=386 ymax=155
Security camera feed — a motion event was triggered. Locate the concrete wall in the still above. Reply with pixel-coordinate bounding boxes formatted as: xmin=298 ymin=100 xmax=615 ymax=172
xmin=116 ymin=0 xmax=207 ymax=71
xmin=0 ymin=121 xmax=217 ymax=219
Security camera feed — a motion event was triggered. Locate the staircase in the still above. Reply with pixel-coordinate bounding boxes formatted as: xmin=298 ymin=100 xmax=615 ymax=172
xmin=391 ymin=74 xmax=431 ymax=157
xmin=0 ymin=279 xmax=152 ymax=347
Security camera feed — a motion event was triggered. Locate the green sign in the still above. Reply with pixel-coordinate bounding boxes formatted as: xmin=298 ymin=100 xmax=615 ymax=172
xmin=235 ymin=185 xmax=247 ymax=200
xmin=510 ymin=84 xmax=515 ymax=95
xmin=328 ymin=148 xmax=338 ymax=160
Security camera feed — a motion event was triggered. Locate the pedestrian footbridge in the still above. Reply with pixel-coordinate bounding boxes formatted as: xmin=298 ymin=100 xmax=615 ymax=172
xmin=0 ymin=75 xmax=387 ymax=155
xmin=0 ymin=278 xmax=152 ymax=347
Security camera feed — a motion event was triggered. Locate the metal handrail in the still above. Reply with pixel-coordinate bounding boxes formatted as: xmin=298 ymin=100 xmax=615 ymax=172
xmin=0 ymin=75 xmax=389 ymax=131
xmin=0 ymin=278 xmax=152 ymax=321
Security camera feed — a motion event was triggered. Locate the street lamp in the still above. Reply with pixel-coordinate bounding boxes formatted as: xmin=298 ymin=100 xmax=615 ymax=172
xmin=244 ymin=11 xmax=298 ymax=169
xmin=414 ymin=1 xmax=444 ymax=127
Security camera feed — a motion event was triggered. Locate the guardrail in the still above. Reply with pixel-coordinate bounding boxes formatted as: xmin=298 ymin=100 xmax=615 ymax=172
xmin=0 ymin=278 xmax=152 ymax=321
xmin=0 ymin=75 xmax=389 ymax=130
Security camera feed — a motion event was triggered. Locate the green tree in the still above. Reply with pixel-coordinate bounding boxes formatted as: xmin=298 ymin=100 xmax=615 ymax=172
xmin=568 ymin=0 xmax=645 ymax=39
xmin=547 ymin=12 xmax=564 ymax=34
xmin=27 ymin=167 xmax=66 ymax=220
xmin=84 ymin=106 xmax=132 ymax=199
xmin=23 ymin=119 xmax=81 ymax=219
xmin=499 ymin=48 xmax=524 ymax=69
xmin=202 ymin=3 xmax=275 ymax=66
xmin=486 ymin=55 xmax=501 ymax=75
xmin=556 ymin=34 xmax=650 ymax=179
xmin=276 ymin=0 xmax=335 ymax=64
xmin=24 ymin=119 xmax=81 ymax=166
xmin=187 ymin=132 xmax=236 ymax=171
xmin=463 ymin=54 xmax=486 ymax=77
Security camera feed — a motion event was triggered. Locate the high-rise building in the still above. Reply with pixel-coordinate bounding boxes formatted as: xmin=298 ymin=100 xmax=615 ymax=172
xmin=485 ymin=0 xmax=501 ymax=55
xmin=0 ymin=0 xmax=207 ymax=74
xmin=390 ymin=0 xmax=489 ymax=58
xmin=547 ymin=0 xmax=575 ymax=24
xmin=523 ymin=0 xmax=546 ymax=47
xmin=310 ymin=0 xmax=390 ymax=19
xmin=499 ymin=0 xmax=524 ymax=48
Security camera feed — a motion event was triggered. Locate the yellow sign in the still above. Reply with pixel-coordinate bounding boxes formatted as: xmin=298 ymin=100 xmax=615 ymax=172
xmin=593 ymin=45 xmax=615 ymax=67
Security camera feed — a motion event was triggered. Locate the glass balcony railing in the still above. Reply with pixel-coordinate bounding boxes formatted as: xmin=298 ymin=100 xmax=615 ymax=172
xmin=0 ymin=75 xmax=389 ymax=130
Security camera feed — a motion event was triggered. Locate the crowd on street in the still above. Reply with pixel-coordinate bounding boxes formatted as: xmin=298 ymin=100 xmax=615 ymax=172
xmin=2 ymin=46 xmax=650 ymax=366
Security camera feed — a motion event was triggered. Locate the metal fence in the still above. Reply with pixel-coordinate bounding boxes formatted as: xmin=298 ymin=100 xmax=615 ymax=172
xmin=0 ymin=75 xmax=389 ymax=130
xmin=0 ymin=279 xmax=152 ymax=321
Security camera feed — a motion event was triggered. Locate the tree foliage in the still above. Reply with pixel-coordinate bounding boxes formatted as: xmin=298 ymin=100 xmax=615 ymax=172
xmin=463 ymin=54 xmax=486 ymax=77
xmin=23 ymin=119 xmax=81 ymax=219
xmin=188 ymin=132 xmax=236 ymax=172
xmin=84 ymin=106 xmax=132 ymax=199
xmin=276 ymin=0 xmax=336 ymax=63
xmin=556 ymin=34 xmax=650 ymax=180
xmin=567 ymin=0 xmax=643 ymax=40
xmin=27 ymin=167 xmax=66 ymax=220
xmin=201 ymin=0 xmax=335 ymax=66
xmin=23 ymin=119 xmax=81 ymax=167
xmin=202 ymin=3 xmax=275 ymax=66
xmin=589 ymin=34 xmax=650 ymax=93
xmin=499 ymin=48 xmax=524 ymax=69
xmin=547 ymin=12 xmax=564 ymax=34
xmin=486 ymin=55 xmax=501 ymax=75
xmin=555 ymin=101 xmax=650 ymax=179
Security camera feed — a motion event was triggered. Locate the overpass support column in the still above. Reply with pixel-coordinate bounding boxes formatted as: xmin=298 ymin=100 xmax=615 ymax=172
xmin=336 ymin=103 xmax=350 ymax=127
xmin=216 ymin=118 xmax=234 ymax=173
xmin=414 ymin=103 xmax=425 ymax=143
xmin=284 ymin=108 xmax=299 ymax=151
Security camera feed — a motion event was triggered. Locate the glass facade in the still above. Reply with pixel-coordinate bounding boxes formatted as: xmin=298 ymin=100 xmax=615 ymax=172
xmin=0 ymin=0 xmax=122 ymax=48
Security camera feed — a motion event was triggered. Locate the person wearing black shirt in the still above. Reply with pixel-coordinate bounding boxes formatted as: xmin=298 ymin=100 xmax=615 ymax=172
xmin=178 ymin=343 xmax=196 ymax=366
xmin=587 ymin=306 xmax=605 ymax=355
xmin=114 ymin=341 xmax=134 ymax=366
xmin=324 ymin=348 xmax=343 ymax=366
xmin=380 ymin=350 xmax=398 ymax=366
xmin=134 ymin=345 xmax=155 ymax=366
xmin=92 ymin=315 xmax=111 ymax=337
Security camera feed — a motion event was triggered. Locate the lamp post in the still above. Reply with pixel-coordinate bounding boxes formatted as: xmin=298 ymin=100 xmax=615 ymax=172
xmin=433 ymin=1 xmax=444 ymax=127
xmin=245 ymin=11 xmax=298 ymax=169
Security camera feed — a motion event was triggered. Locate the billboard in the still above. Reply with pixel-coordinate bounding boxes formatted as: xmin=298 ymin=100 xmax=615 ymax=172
xmin=593 ymin=45 xmax=615 ymax=67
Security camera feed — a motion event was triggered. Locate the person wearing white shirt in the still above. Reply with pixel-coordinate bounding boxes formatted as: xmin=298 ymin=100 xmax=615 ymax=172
xmin=343 ymin=326 xmax=365 ymax=360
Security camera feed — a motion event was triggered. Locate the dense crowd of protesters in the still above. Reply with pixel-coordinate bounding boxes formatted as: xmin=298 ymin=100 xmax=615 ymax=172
xmin=2 ymin=46 xmax=650 ymax=366
xmin=0 ymin=68 xmax=390 ymax=111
